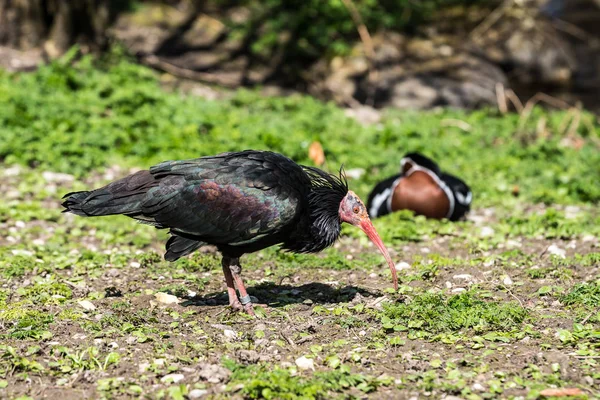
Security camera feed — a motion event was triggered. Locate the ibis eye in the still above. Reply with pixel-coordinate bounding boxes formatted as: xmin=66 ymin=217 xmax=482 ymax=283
xmin=353 ymin=206 xmax=360 ymax=214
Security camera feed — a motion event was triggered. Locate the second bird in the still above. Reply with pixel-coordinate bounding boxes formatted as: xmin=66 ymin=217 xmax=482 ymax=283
xmin=62 ymin=150 xmax=398 ymax=315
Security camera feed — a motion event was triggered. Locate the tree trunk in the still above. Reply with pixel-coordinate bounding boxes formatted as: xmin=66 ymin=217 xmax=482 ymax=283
xmin=0 ymin=0 xmax=122 ymax=57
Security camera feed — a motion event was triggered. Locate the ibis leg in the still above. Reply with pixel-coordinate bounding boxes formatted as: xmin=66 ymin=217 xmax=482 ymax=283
xmin=221 ymin=257 xmax=242 ymax=311
xmin=227 ymin=257 xmax=255 ymax=316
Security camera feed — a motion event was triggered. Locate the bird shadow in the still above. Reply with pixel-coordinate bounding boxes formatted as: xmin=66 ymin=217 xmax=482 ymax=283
xmin=179 ymin=282 xmax=382 ymax=309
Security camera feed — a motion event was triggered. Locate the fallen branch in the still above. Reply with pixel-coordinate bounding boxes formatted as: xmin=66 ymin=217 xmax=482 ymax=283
xmin=140 ymin=55 xmax=240 ymax=88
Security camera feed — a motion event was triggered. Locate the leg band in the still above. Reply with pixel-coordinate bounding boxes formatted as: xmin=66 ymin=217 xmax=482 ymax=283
xmin=239 ymin=294 xmax=252 ymax=305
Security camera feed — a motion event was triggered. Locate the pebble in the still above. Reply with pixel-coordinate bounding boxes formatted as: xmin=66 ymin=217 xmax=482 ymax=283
xmin=445 ymin=281 xmax=452 ymax=289
xmin=503 ymin=276 xmax=513 ymax=286
xmin=368 ymin=273 xmax=377 ymax=278
xmin=161 ymin=373 xmax=184 ymax=383
xmin=11 ymin=249 xmax=33 ymax=257
xmin=189 ymin=389 xmax=208 ymax=399
xmin=472 ymin=383 xmax=485 ymax=392
xmin=452 ymin=288 xmax=466 ymax=293
xmin=15 ymin=220 xmax=25 ymax=229
xmin=295 ymin=356 xmax=315 ymax=371
xmin=506 ymin=239 xmax=522 ymax=248
xmin=126 ymin=336 xmax=138 ymax=345
xmin=452 ymin=274 xmax=473 ymax=282
xmin=480 ymin=226 xmax=495 ymax=237
xmin=582 ymin=234 xmax=596 ymax=242
xmin=129 ymin=261 xmax=141 ymax=268
xmin=395 ymin=261 xmax=411 ymax=271
xmin=420 ymin=247 xmax=431 ymax=254
xmin=42 ymin=171 xmax=74 ymax=183
xmin=547 ymin=244 xmax=566 ymax=258
xmin=108 ymin=342 xmax=119 ymax=349
xmin=4 ymin=165 xmax=21 ymax=176
xmin=78 ymin=300 xmax=96 ymax=311
xmin=154 ymin=292 xmax=180 ymax=304
xmin=138 ymin=362 xmax=150 ymax=373
xmin=223 ymin=329 xmax=237 ymax=340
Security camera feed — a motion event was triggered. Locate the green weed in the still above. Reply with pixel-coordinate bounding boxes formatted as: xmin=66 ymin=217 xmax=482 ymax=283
xmin=382 ymin=291 xmax=527 ymax=335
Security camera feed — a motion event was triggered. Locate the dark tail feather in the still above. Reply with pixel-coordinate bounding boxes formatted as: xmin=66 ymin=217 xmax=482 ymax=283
xmin=61 ymin=191 xmax=92 ymax=216
xmin=61 ymin=170 xmax=157 ymax=217
xmin=165 ymin=234 xmax=204 ymax=261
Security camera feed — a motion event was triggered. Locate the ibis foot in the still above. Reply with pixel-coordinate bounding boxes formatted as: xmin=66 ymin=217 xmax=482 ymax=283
xmin=229 ymin=299 xmax=243 ymax=312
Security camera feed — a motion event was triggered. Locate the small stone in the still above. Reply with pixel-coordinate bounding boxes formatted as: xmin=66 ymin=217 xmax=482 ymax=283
xmin=106 ymin=268 xmax=120 ymax=277
xmin=583 ymin=376 xmax=594 ymax=386
xmin=4 ymin=165 xmax=21 ymax=176
xmin=153 ymin=358 xmax=166 ymax=366
xmin=480 ymin=226 xmax=495 ymax=237
xmin=138 ymin=362 xmax=150 ymax=373
xmin=547 ymin=244 xmax=566 ymax=259
xmin=582 ymin=235 xmax=596 ymax=242
xmin=295 ymin=356 xmax=315 ymax=371
xmin=472 ymin=383 xmax=485 ymax=392
xmin=72 ymin=333 xmax=87 ymax=340
xmin=198 ymin=363 xmax=231 ymax=383
xmin=503 ymin=276 xmax=513 ymax=286
xmin=445 ymin=281 xmax=452 ymax=289
xmin=15 ymin=220 xmax=25 ymax=229
xmin=189 ymin=389 xmax=208 ymax=399
xmin=369 ymin=272 xmax=377 ymax=278
xmin=42 ymin=171 xmax=74 ymax=183
xmin=303 ymin=299 xmax=313 ymax=305
xmin=126 ymin=335 xmax=138 ymax=345
xmin=129 ymin=261 xmax=141 ymax=268
xmin=108 ymin=342 xmax=119 ymax=349
xmin=161 ymin=373 xmax=184 ymax=383
xmin=154 ymin=292 xmax=180 ymax=305
xmin=187 ymin=290 xmax=197 ymax=298
xmin=223 ymin=329 xmax=237 ymax=340
xmin=358 ymin=330 xmax=367 ymax=336
xmin=78 ymin=300 xmax=96 ymax=311
xmin=395 ymin=262 xmax=411 ymax=271
xmin=420 ymin=247 xmax=431 ymax=254
xmin=280 ymin=361 xmax=293 ymax=368
xmin=506 ymin=239 xmax=521 ymax=248
xmin=11 ymin=249 xmax=33 ymax=257
xmin=452 ymin=288 xmax=466 ymax=293
xmin=453 ymin=274 xmax=473 ymax=282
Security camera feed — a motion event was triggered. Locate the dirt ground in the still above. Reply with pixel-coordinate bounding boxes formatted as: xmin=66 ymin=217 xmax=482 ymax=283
xmin=1 ymin=167 xmax=599 ymax=400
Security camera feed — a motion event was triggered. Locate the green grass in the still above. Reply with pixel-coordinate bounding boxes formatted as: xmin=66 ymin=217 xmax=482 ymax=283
xmin=2 ymin=52 xmax=600 ymax=399
xmin=382 ymin=291 xmax=528 ymax=335
xmin=224 ymin=359 xmax=391 ymax=399
xmin=1 ymin=51 xmax=599 ymax=207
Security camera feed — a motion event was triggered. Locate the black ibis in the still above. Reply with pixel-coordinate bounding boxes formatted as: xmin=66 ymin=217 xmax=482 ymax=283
xmin=367 ymin=152 xmax=472 ymax=221
xmin=62 ymin=150 xmax=398 ymax=315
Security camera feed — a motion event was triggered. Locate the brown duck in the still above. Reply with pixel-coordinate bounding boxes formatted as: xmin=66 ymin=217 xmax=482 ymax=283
xmin=367 ymin=153 xmax=471 ymax=221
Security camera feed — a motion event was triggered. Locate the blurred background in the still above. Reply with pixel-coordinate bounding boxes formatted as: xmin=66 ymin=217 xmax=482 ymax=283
xmin=1 ymin=0 xmax=599 ymax=115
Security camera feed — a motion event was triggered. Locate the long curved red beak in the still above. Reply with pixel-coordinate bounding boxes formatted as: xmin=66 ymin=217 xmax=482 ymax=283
xmin=359 ymin=219 xmax=398 ymax=290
